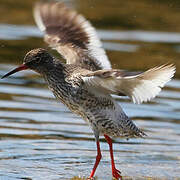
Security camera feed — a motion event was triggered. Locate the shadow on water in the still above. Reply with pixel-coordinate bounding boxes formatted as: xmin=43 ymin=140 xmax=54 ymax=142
xmin=0 ymin=0 xmax=180 ymax=180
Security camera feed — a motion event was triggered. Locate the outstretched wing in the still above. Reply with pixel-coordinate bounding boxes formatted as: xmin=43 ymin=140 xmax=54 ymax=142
xmin=34 ymin=1 xmax=111 ymax=71
xmin=82 ymin=64 xmax=176 ymax=104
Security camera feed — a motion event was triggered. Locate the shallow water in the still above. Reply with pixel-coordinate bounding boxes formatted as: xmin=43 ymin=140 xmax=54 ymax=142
xmin=0 ymin=0 xmax=180 ymax=180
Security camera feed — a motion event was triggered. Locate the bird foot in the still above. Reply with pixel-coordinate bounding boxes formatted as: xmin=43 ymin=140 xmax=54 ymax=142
xmin=86 ymin=177 xmax=95 ymax=180
xmin=112 ymin=168 xmax=122 ymax=180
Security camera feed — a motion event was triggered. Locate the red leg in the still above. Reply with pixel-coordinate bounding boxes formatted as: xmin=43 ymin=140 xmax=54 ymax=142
xmin=104 ymin=134 xmax=122 ymax=180
xmin=89 ymin=140 xmax=102 ymax=178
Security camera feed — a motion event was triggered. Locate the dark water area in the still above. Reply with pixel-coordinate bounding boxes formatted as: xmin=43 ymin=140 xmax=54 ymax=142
xmin=0 ymin=0 xmax=180 ymax=180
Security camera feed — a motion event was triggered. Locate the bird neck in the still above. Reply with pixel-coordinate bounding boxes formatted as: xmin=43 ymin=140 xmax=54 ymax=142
xmin=42 ymin=59 xmax=67 ymax=84
xmin=42 ymin=60 xmax=71 ymax=103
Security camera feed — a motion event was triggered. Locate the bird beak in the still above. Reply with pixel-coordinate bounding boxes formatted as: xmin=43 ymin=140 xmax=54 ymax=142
xmin=1 ymin=64 xmax=28 ymax=79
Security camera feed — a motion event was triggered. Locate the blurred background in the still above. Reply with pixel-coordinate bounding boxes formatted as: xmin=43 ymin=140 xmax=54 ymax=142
xmin=0 ymin=0 xmax=180 ymax=179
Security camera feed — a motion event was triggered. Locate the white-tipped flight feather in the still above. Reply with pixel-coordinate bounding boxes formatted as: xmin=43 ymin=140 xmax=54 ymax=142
xmin=33 ymin=1 xmax=111 ymax=71
xmin=82 ymin=64 xmax=176 ymax=104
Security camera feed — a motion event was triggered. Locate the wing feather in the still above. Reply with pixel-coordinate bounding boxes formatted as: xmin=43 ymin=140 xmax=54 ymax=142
xmin=82 ymin=64 xmax=176 ymax=104
xmin=34 ymin=1 xmax=111 ymax=71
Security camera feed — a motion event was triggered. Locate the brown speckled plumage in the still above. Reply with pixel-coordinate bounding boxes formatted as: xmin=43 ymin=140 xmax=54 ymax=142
xmin=2 ymin=2 xmax=175 ymax=180
xmin=41 ymin=59 xmax=145 ymax=139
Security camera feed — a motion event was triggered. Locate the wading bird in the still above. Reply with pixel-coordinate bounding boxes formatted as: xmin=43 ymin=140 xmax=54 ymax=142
xmin=2 ymin=2 xmax=175 ymax=179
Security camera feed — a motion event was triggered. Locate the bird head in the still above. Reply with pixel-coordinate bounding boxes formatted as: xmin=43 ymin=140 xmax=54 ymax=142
xmin=1 ymin=48 xmax=53 ymax=79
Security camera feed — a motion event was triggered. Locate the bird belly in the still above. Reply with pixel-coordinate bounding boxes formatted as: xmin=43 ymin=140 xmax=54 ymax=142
xmin=79 ymin=100 xmax=145 ymax=138
xmin=50 ymin=83 xmax=145 ymax=138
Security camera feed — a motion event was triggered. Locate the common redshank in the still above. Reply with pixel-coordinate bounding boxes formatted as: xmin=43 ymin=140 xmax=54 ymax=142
xmin=2 ymin=2 xmax=175 ymax=180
